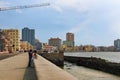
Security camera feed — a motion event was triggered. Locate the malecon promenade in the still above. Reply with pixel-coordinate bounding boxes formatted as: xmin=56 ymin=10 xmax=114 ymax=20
xmin=0 ymin=52 xmax=78 ymax=80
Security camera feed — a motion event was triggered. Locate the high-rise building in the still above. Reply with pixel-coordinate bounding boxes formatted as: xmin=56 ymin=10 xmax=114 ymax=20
xmin=66 ymin=32 xmax=74 ymax=41
xmin=63 ymin=32 xmax=75 ymax=51
xmin=49 ymin=37 xmax=61 ymax=50
xmin=3 ymin=29 xmax=20 ymax=51
xmin=22 ymin=27 xmax=35 ymax=46
xmin=114 ymin=39 xmax=120 ymax=51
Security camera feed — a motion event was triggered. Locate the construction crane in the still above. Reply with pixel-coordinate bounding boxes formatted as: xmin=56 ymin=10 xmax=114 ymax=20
xmin=0 ymin=3 xmax=50 ymax=11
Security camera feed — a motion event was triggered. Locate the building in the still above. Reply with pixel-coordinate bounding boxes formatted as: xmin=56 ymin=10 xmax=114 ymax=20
xmin=41 ymin=43 xmax=57 ymax=53
xmin=66 ymin=32 xmax=74 ymax=41
xmin=114 ymin=39 xmax=120 ymax=51
xmin=0 ymin=30 xmax=13 ymax=52
xmin=63 ymin=32 xmax=75 ymax=51
xmin=20 ymin=40 xmax=33 ymax=51
xmin=34 ymin=39 xmax=42 ymax=50
xmin=48 ymin=37 xmax=61 ymax=50
xmin=0 ymin=31 xmax=5 ymax=52
xmin=66 ymin=32 xmax=75 ymax=47
xmin=3 ymin=29 xmax=20 ymax=51
xmin=107 ymin=46 xmax=114 ymax=52
xmin=22 ymin=27 xmax=35 ymax=46
xmin=63 ymin=41 xmax=74 ymax=47
xmin=84 ymin=45 xmax=93 ymax=52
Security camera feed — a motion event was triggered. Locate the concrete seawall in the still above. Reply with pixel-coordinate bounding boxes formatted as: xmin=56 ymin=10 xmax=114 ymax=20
xmin=64 ymin=56 xmax=120 ymax=76
xmin=38 ymin=51 xmax=64 ymax=67
xmin=34 ymin=54 xmax=78 ymax=80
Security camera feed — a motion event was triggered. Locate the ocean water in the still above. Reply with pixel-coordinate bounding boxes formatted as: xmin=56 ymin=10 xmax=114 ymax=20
xmin=64 ymin=52 xmax=120 ymax=63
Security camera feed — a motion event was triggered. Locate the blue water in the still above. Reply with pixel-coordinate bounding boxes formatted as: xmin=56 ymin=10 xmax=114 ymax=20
xmin=64 ymin=52 xmax=120 ymax=63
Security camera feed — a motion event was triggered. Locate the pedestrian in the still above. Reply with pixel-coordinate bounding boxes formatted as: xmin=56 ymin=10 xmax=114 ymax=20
xmin=30 ymin=50 xmax=37 ymax=67
xmin=32 ymin=50 xmax=37 ymax=59
xmin=28 ymin=49 xmax=33 ymax=67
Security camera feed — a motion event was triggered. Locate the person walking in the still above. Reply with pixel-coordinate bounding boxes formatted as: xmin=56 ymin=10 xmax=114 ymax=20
xmin=28 ymin=49 xmax=33 ymax=67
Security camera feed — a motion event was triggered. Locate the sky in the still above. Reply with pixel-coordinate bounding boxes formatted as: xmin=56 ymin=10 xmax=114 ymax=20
xmin=0 ymin=0 xmax=120 ymax=46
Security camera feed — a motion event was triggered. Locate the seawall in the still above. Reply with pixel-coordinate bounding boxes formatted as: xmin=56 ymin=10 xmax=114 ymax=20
xmin=64 ymin=56 xmax=120 ymax=76
xmin=38 ymin=51 xmax=64 ymax=67
xmin=34 ymin=54 xmax=78 ymax=80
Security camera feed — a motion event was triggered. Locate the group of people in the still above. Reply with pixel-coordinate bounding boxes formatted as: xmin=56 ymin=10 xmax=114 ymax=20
xmin=28 ymin=49 xmax=37 ymax=67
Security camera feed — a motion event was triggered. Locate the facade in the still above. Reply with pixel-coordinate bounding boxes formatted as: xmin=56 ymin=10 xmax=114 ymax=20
xmin=114 ymin=39 xmax=120 ymax=51
xmin=42 ymin=45 xmax=57 ymax=53
xmin=84 ymin=45 xmax=93 ymax=52
xmin=66 ymin=32 xmax=74 ymax=41
xmin=3 ymin=29 xmax=20 ymax=51
xmin=34 ymin=39 xmax=42 ymax=50
xmin=63 ymin=32 xmax=75 ymax=51
xmin=20 ymin=40 xmax=33 ymax=51
xmin=0 ymin=31 xmax=5 ymax=51
xmin=48 ymin=38 xmax=61 ymax=50
xmin=35 ymin=42 xmax=42 ymax=50
xmin=0 ymin=30 xmax=13 ymax=52
xmin=22 ymin=27 xmax=35 ymax=46
xmin=66 ymin=32 xmax=75 ymax=47
xmin=63 ymin=41 xmax=74 ymax=47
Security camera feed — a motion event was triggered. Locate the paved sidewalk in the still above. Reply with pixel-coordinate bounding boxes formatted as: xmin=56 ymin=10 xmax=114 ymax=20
xmin=0 ymin=53 xmax=36 ymax=80
xmin=0 ymin=53 xmax=19 ymax=60
xmin=0 ymin=52 xmax=78 ymax=80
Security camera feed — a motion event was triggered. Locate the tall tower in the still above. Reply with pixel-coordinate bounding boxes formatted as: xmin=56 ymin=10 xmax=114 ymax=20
xmin=63 ymin=32 xmax=75 ymax=51
xmin=22 ymin=27 xmax=35 ymax=46
xmin=66 ymin=32 xmax=74 ymax=41
xmin=114 ymin=39 xmax=120 ymax=51
xmin=66 ymin=32 xmax=75 ymax=47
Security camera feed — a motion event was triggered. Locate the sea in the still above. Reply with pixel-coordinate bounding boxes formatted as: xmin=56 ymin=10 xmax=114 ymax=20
xmin=64 ymin=52 xmax=120 ymax=63
xmin=64 ymin=52 xmax=120 ymax=80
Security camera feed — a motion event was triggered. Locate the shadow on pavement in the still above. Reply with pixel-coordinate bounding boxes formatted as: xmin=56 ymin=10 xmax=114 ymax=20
xmin=23 ymin=62 xmax=38 ymax=80
xmin=0 ymin=53 xmax=20 ymax=61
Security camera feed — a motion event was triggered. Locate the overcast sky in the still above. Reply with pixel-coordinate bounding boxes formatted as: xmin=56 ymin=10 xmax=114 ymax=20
xmin=0 ymin=0 xmax=120 ymax=46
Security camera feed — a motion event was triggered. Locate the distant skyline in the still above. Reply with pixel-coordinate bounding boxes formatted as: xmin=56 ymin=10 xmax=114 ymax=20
xmin=0 ymin=0 xmax=120 ymax=46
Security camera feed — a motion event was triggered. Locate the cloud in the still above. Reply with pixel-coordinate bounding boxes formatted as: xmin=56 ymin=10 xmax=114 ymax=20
xmin=102 ymin=1 xmax=120 ymax=36
xmin=0 ymin=1 xmax=10 ymax=7
xmin=53 ymin=0 xmax=120 ymax=37
xmin=15 ymin=9 xmax=22 ymax=13
xmin=110 ymin=21 xmax=120 ymax=35
xmin=58 ymin=20 xmax=90 ymax=40
xmin=68 ymin=19 xmax=90 ymax=34
xmin=6 ymin=0 xmax=120 ymax=35
xmin=52 ymin=0 xmax=103 ymax=13
xmin=52 ymin=0 xmax=81 ymax=12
